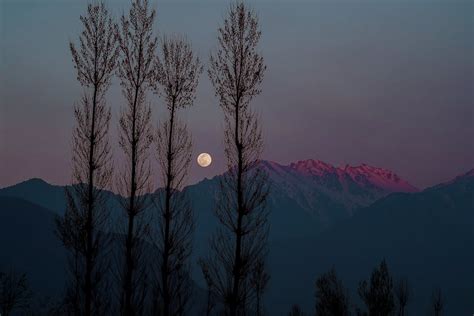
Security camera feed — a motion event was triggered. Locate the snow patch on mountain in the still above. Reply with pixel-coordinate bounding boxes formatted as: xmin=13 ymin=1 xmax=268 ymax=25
xmin=258 ymin=159 xmax=418 ymax=219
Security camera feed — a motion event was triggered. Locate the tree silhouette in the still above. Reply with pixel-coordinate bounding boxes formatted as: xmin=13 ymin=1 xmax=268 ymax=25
xmin=56 ymin=3 xmax=119 ymax=315
xmin=394 ymin=278 xmax=410 ymax=316
xmin=315 ymin=267 xmax=350 ymax=316
xmin=116 ymin=0 xmax=157 ymax=314
xmin=0 ymin=270 xmax=32 ymax=316
xmin=199 ymin=259 xmax=216 ymax=316
xmin=202 ymin=2 xmax=269 ymax=315
xmin=288 ymin=304 xmax=306 ymax=316
xmin=251 ymin=258 xmax=270 ymax=316
xmin=431 ymin=288 xmax=443 ymax=316
xmin=33 ymin=296 xmax=67 ymax=316
xmin=152 ymin=35 xmax=202 ymax=316
xmin=358 ymin=259 xmax=395 ymax=316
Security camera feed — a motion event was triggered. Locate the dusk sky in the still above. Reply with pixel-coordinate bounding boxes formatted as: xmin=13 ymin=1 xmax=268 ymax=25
xmin=0 ymin=0 xmax=473 ymax=189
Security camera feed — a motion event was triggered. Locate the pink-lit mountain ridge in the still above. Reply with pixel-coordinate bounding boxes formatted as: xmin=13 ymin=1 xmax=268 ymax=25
xmin=257 ymin=159 xmax=418 ymax=223
xmin=0 ymin=159 xmax=419 ymax=232
xmin=1 ymin=164 xmax=473 ymax=313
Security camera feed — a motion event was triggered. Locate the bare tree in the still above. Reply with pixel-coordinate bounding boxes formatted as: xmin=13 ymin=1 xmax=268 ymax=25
xmin=152 ymin=35 xmax=202 ymax=316
xmin=116 ymin=0 xmax=157 ymax=314
xmin=394 ymin=278 xmax=410 ymax=316
xmin=251 ymin=258 xmax=270 ymax=316
xmin=315 ymin=267 xmax=350 ymax=316
xmin=358 ymin=259 xmax=395 ymax=316
xmin=0 ymin=270 xmax=32 ymax=316
xmin=32 ymin=296 xmax=67 ymax=316
xmin=56 ymin=3 xmax=118 ymax=315
xmin=288 ymin=304 xmax=306 ymax=316
xmin=431 ymin=288 xmax=443 ymax=316
xmin=203 ymin=2 xmax=269 ymax=315
xmin=199 ymin=259 xmax=216 ymax=316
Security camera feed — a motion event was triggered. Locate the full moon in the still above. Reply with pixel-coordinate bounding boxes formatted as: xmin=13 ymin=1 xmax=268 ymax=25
xmin=197 ymin=153 xmax=212 ymax=167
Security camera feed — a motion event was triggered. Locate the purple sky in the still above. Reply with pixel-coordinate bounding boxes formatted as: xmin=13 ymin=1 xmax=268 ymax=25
xmin=0 ymin=0 xmax=473 ymax=189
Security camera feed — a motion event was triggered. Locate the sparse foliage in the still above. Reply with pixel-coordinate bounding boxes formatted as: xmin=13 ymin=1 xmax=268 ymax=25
xmin=152 ymin=35 xmax=202 ymax=316
xmin=199 ymin=259 xmax=216 ymax=316
xmin=251 ymin=258 xmax=270 ymax=316
xmin=394 ymin=278 xmax=410 ymax=316
xmin=288 ymin=304 xmax=306 ymax=316
xmin=431 ymin=288 xmax=443 ymax=316
xmin=0 ymin=270 xmax=32 ymax=316
xmin=202 ymin=2 xmax=269 ymax=315
xmin=358 ymin=260 xmax=395 ymax=316
xmin=56 ymin=3 xmax=119 ymax=315
xmin=116 ymin=0 xmax=157 ymax=314
xmin=315 ymin=267 xmax=350 ymax=316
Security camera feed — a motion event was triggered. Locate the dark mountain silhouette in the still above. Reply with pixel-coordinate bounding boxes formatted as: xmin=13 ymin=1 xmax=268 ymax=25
xmin=0 ymin=178 xmax=67 ymax=214
xmin=267 ymin=168 xmax=474 ymax=314
xmin=0 ymin=196 xmax=208 ymax=315
xmin=0 ymin=160 xmax=417 ymax=240
xmin=0 ymin=163 xmax=472 ymax=314
xmin=1 ymin=159 xmax=417 ymax=220
xmin=0 ymin=196 xmax=66 ymax=299
xmin=260 ymin=160 xmax=418 ymax=219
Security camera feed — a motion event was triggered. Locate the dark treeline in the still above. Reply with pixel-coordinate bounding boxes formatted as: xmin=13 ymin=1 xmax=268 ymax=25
xmin=285 ymin=259 xmax=444 ymax=316
xmin=0 ymin=261 xmax=447 ymax=315
xmin=310 ymin=259 xmax=444 ymax=316
xmin=0 ymin=269 xmax=32 ymax=316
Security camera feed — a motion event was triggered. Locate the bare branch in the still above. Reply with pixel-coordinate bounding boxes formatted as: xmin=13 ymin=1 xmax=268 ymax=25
xmin=152 ymin=35 xmax=202 ymax=316
xmin=115 ymin=0 xmax=157 ymax=314
xmin=201 ymin=2 xmax=269 ymax=315
xmin=56 ymin=3 xmax=118 ymax=315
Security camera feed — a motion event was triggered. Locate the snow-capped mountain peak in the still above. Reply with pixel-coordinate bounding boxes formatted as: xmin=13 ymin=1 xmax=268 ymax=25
xmin=289 ymin=159 xmax=335 ymax=175
xmin=256 ymin=159 xmax=418 ymax=220
xmin=262 ymin=159 xmax=418 ymax=193
xmin=336 ymin=163 xmax=418 ymax=193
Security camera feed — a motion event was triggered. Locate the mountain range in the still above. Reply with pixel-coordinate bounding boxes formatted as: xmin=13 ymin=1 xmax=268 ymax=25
xmin=0 ymin=159 xmax=473 ymax=315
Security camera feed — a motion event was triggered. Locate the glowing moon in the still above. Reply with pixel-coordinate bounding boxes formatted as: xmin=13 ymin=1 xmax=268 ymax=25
xmin=197 ymin=153 xmax=212 ymax=167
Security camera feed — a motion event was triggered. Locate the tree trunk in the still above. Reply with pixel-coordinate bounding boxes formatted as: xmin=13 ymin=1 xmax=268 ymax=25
xmin=162 ymin=101 xmax=176 ymax=316
xmin=85 ymin=82 xmax=98 ymax=316
xmin=123 ymin=39 xmax=142 ymax=314
xmin=230 ymin=98 xmax=243 ymax=316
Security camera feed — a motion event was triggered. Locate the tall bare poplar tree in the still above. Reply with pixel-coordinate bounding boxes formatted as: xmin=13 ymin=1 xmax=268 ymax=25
xmin=250 ymin=258 xmax=270 ymax=316
xmin=56 ymin=3 xmax=119 ymax=315
xmin=153 ymin=35 xmax=202 ymax=316
xmin=198 ymin=260 xmax=216 ymax=316
xmin=395 ymin=278 xmax=410 ymax=316
xmin=203 ymin=2 xmax=269 ymax=315
xmin=431 ymin=288 xmax=443 ymax=316
xmin=116 ymin=0 xmax=157 ymax=315
xmin=0 ymin=270 xmax=32 ymax=316
xmin=358 ymin=260 xmax=395 ymax=316
xmin=315 ymin=267 xmax=350 ymax=316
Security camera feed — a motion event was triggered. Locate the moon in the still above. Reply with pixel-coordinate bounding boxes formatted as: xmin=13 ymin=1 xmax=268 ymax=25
xmin=197 ymin=153 xmax=212 ymax=167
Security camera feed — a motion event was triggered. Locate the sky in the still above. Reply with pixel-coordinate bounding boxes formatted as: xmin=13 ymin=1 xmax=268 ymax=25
xmin=0 ymin=0 xmax=473 ymax=189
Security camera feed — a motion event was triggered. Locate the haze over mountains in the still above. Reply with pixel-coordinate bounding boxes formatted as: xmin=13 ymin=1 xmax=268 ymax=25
xmin=0 ymin=159 xmax=473 ymax=314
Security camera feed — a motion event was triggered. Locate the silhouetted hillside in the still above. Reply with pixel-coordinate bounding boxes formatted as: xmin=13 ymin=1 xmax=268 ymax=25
xmin=268 ymin=170 xmax=474 ymax=314
xmin=0 ymin=197 xmax=65 ymax=298
xmin=0 ymin=167 xmax=472 ymax=314
xmin=0 ymin=179 xmax=67 ymax=214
